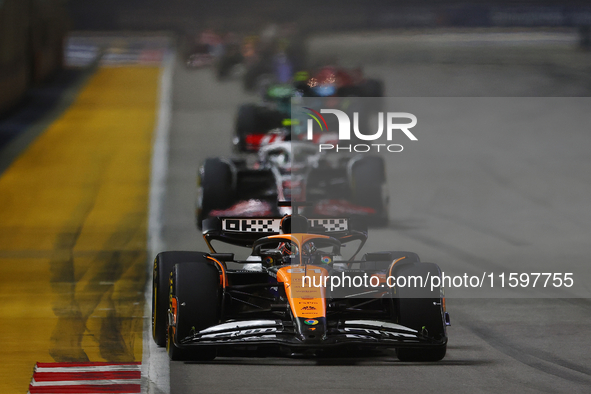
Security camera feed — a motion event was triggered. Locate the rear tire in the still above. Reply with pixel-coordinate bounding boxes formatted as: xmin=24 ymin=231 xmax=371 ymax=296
xmin=393 ymin=262 xmax=447 ymax=362
xmin=197 ymin=158 xmax=235 ymax=229
xmin=349 ymin=156 xmax=389 ymax=226
xmin=167 ymin=262 xmax=220 ymax=361
xmin=152 ymin=251 xmax=209 ymax=347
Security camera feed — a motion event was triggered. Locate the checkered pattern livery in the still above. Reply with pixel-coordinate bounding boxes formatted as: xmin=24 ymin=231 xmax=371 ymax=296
xmin=222 ymin=218 xmax=349 ymax=233
xmin=309 ymin=218 xmax=348 ymax=232
xmin=223 ymin=219 xmax=282 ymax=233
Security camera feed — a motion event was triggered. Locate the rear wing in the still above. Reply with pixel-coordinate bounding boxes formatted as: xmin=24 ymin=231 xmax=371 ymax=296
xmin=202 ymin=216 xmax=367 ymax=249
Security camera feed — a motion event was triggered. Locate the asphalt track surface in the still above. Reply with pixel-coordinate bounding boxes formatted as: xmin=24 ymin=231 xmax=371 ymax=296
xmin=161 ymin=32 xmax=591 ymax=393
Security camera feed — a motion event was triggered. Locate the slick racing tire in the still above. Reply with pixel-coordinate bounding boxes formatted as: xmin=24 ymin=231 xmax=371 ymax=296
xmin=167 ymin=262 xmax=220 ymax=361
xmin=392 ymin=262 xmax=447 ymax=362
xmin=197 ymin=158 xmax=235 ymax=229
xmin=152 ymin=251 xmax=209 ymax=347
xmin=349 ymin=156 xmax=389 ymax=226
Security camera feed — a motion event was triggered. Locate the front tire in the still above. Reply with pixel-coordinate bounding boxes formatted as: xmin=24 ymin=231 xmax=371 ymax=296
xmin=392 ymin=262 xmax=447 ymax=362
xmin=167 ymin=262 xmax=221 ymax=361
xmin=152 ymin=251 xmax=209 ymax=347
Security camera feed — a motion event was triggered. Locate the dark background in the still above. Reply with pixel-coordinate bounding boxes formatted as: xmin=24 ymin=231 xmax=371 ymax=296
xmin=66 ymin=0 xmax=591 ymax=33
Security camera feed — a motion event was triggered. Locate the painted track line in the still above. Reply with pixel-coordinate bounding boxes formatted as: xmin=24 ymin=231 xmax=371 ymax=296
xmin=142 ymin=43 xmax=175 ymax=394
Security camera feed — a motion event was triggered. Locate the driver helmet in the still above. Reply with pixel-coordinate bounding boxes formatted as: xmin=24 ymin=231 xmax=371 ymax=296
xmin=278 ymin=241 xmax=296 ymax=265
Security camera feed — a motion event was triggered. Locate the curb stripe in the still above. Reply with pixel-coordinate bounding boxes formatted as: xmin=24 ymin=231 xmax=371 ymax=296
xmin=31 ymin=380 xmax=142 ymax=387
xmin=28 ymin=384 xmax=141 ymax=393
xmin=35 ymin=366 xmax=141 ymax=373
xmin=36 ymin=362 xmax=140 ymax=368
xmin=33 ymin=372 xmax=141 ymax=381
xmin=29 ymin=363 xmax=141 ymax=394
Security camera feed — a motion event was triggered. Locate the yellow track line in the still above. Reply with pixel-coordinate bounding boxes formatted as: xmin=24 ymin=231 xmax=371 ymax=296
xmin=0 ymin=66 xmax=159 ymax=393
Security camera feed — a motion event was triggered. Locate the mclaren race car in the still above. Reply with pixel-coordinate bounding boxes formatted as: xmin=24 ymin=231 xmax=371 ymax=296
xmin=196 ymin=141 xmax=389 ymax=229
xmin=152 ymin=206 xmax=450 ymax=362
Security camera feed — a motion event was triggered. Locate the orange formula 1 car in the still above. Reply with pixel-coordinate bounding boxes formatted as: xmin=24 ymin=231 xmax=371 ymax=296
xmin=152 ymin=204 xmax=450 ymax=362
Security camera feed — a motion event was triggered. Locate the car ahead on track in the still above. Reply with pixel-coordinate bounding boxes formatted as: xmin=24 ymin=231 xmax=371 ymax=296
xmin=184 ymin=29 xmax=224 ymax=69
xmin=152 ymin=207 xmax=450 ymax=362
xmin=234 ymin=66 xmax=384 ymax=153
xmin=196 ymin=141 xmax=390 ymax=229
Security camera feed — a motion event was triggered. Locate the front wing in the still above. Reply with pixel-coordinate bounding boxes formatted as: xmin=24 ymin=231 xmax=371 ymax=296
xmin=175 ymin=319 xmax=446 ymax=349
